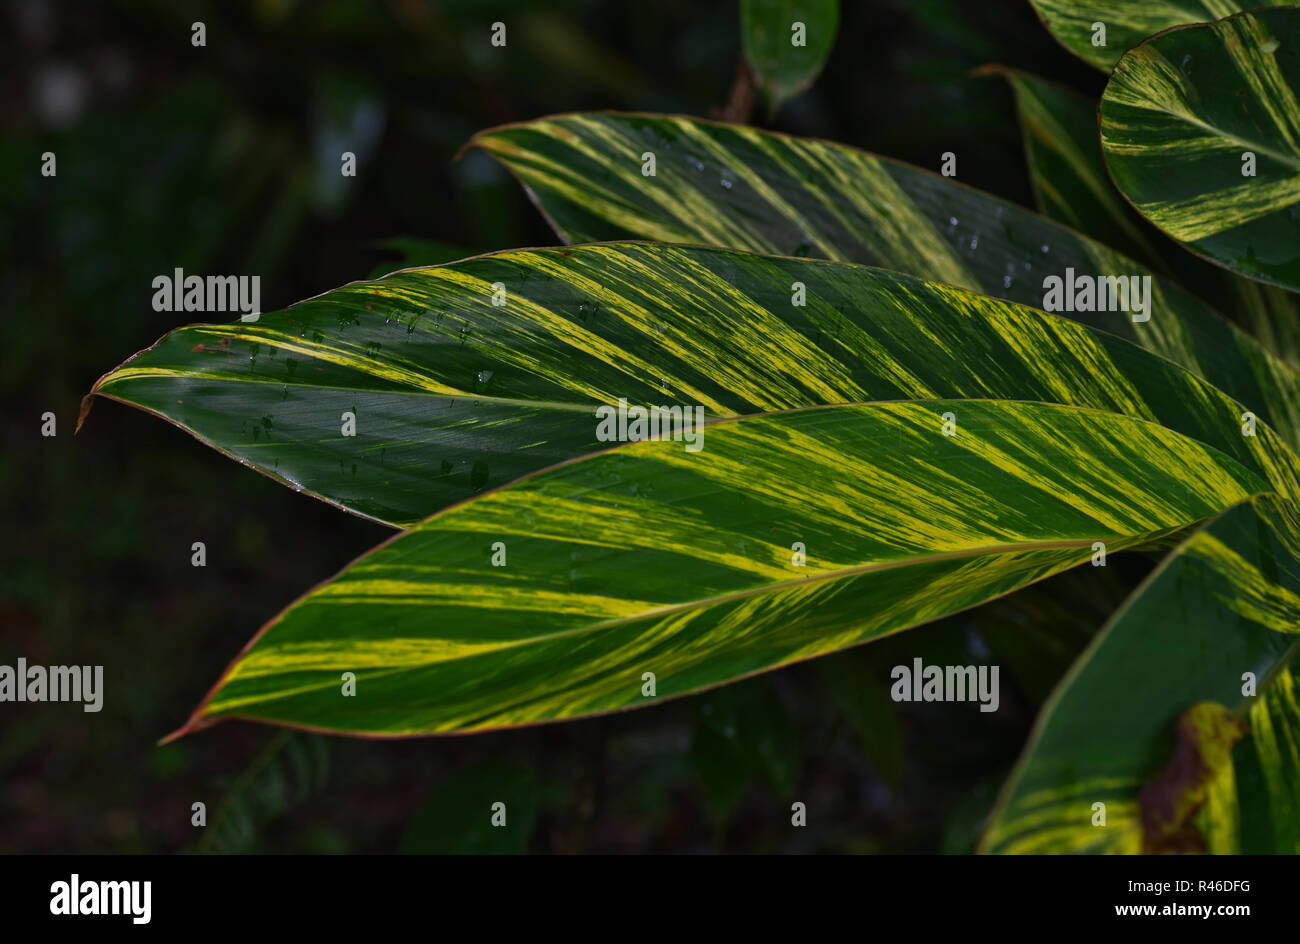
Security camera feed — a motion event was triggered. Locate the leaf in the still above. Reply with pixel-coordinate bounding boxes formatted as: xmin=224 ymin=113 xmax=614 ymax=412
xmin=1101 ymin=9 xmax=1300 ymax=294
xmin=940 ymin=778 xmax=1005 ymax=855
xmin=1028 ymin=0 xmax=1250 ymax=72
xmin=168 ymin=400 xmax=1273 ymax=738
xmin=973 ymin=564 xmax=1131 ymax=708
xmin=401 ymin=760 xmax=537 ymax=854
xmin=981 ymin=493 xmax=1300 ymax=853
xmin=982 ymin=66 xmax=1169 ymax=268
xmin=818 ymin=648 xmax=903 ymax=786
xmin=989 ymin=65 xmax=1300 ymax=371
xmin=196 ymin=731 xmax=330 ymax=853
xmin=85 ymin=246 xmax=1300 ymax=532
xmin=468 ymin=113 xmax=1300 ymax=445
xmin=690 ymin=678 xmax=800 ymax=821
xmin=740 ymin=0 xmax=840 ymax=114
xmin=1232 ymin=275 xmax=1300 ymax=371
xmin=1223 ymin=665 xmax=1300 ymax=852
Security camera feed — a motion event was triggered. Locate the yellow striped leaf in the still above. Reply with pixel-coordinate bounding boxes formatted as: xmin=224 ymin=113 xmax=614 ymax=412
xmin=992 ymin=64 xmax=1300 ymax=372
xmin=468 ymin=112 xmax=1300 ymax=446
xmin=1101 ymin=9 xmax=1300 ymax=294
xmin=85 ymin=244 xmax=1300 ymax=528
xmin=169 ymin=400 xmax=1271 ymax=738
xmin=985 ymin=66 xmax=1170 ymax=266
xmin=1029 ymin=0 xmax=1249 ymax=71
xmin=982 ymin=493 xmax=1300 ymax=853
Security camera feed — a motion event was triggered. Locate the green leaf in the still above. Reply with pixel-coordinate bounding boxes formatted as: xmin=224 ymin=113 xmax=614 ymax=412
xmin=468 ymin=114 xmax=1300 ymax=446
xmin=1101 ymin=9 xmax=1300 ymax=294
xmin=86 ymin=244 xmax=1300 ymax=529
xmin=401 ymin=760 xmax=537 ymax=854
xmin=940 ymin=778 xmax=1004 ymax=855
xmin=740 ymin=0 xmax=840 ymax=114
xmin=1231 ymin=275 xmax=1300 ymax=371
xmin=690 ymin=678 xmax=800 ymax=821
xmin=169 ymin=400 xmax=1272 ymax=738
xmin=196 ymin=731 xmax=330 ymax=853
xmin=818 ymin=648 xmax=903 ymax=786
xmin=990 ymin=65 xmax=1300 ymax=371
xmin=984 ymin=66 xmax=1168 ymax=268
xmin=981 ymin=493 xmax=1300 ymax=853
xmin=1028 ymin=0 xmax=1250 ymax=72
xmin=1222 ymin=665 xmax=1300 ymax=852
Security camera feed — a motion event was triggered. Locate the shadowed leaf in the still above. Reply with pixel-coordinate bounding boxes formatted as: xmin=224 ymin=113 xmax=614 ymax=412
xmin=741 ymin=0 xmax=840 ymax=114
xmin=1028 ymin=0 xmax=1250 ymax=71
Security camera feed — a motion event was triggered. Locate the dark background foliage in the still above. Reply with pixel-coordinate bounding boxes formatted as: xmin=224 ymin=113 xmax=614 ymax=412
xmin=2 ymin=0 xmax=1123 ymax=853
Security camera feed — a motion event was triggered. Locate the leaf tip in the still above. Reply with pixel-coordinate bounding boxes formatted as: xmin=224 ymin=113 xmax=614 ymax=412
xmin=967 ymin=62 xmax=1008 ymax=80
xmin=159 ymin=714 xmax=217 ymax=746
xmin=452 ymin=132 xmax=486 ymax=164
xmin=74 ymin=393 xmax=95 ymax=435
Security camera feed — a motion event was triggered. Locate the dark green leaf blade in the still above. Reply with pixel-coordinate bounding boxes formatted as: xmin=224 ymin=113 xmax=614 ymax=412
xmin=818 ymin=648 xmax=903 ymax=785
xmin=741 ymin=0 xmax=840 ymax=114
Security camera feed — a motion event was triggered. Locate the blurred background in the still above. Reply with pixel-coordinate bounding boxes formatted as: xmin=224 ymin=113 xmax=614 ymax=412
xmin=2 ymin=0 xmax=1133 ymax=853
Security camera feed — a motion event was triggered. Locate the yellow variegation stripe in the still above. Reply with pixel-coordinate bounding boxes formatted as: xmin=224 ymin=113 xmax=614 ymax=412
xmin=1124 ymin=176 xmax=1300 ymax=243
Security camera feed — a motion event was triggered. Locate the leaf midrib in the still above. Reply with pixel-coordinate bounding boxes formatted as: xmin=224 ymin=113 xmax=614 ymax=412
xmin=213 ymin=533 xmax=1165 ymax=711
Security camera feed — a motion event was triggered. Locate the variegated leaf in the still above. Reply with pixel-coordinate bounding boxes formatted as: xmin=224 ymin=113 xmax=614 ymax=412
xmin=983 ymin=65 xmax=1170 ymax=267
xmin=169 ymin=400 xmax=1271 ymax=738
xmin=1029 ymin=0 xmax=1249 ymax=71
xmin=469 ymin=112 xmax=1300 ymax=445
xmin=990 ymin=64 xmax=1300 ymax=373
xmin=85 ymin=244 xmax=1300 ymax=528
xmin=1101 ymin=9 xmax=1300 ymax=294
xmin=982 ymin=493 xmax=1300 ymax=853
